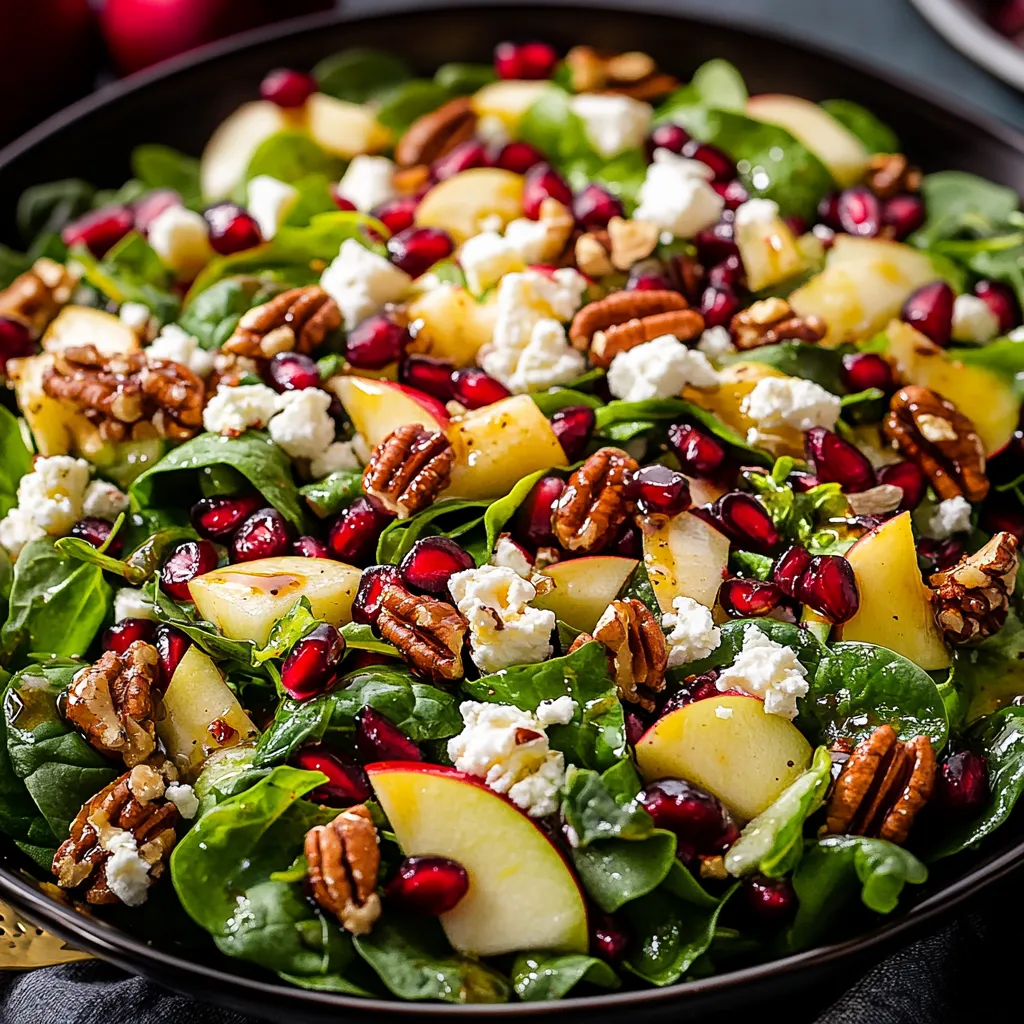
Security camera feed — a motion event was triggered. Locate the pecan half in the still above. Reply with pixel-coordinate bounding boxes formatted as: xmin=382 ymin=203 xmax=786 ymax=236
xmin=0 ymin=258 xmax=79 ymax=337
xmin=931 ymin=531 xmax=1019 ymax=645
xmin=223 ymin=286 xmax=341 ymax=359
xmin=590 ymin=599 xmax=668 ymax=711
xmin=377 ymin=581 xmax=467 ymax=682
xmin=63 ymin=642 xmax=159 ymax=768
xmin=729 ymin=297 xmax=826 ymax=350
xmin=52 ymin=764 xmax=180 ymax=905
xmin=564 ymin=45 xmax=679 ymax=99
xmin=395 ymin=97 xmax=478 ymax=168
xmin=883 ymin=385 xmax=989 ymax=502
xmin=305 ymin=805 xmax=382 ymax=935
xmin=362 ymin=424 xmax=455 ymax=519
xmin=864 ymin=153 xmax=922 ymax=199
xmin=552 ymin=447 xmax=638 ymax=553
xmin=824 ymin=725 xmax=935 ymax=845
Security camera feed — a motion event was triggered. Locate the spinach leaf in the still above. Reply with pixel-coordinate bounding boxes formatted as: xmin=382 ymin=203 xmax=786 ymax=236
xmin=572 ymin=830 xmax=678 ymax=912
xmin=616 ymin=559 xmax=659 ymax=617
xmin=805 ymin=642 xmax=948 ymax=750
xmin=193 ymin=746 xmax=270 ymax=816
xmin=562 ymin=761 xmax=652 ymax=846
xmin=244 ymin=132 xmax=343 ymax=185
xmin=819 ymin=100 xmax=899 ymax=154
xmin=530 ymin=388 xmax=604 ymax=416
xmin=340 ymin=621 xmax=398 ymax=657
xmin=56 ymin=525 xmax=194 ymax=585
xmin=301 ymin=470 xmax=363 ymax=519
xmin=723 ymin=341 xmax=854 ymax=395
xmin=656 ymin=59 xmax=748 ymax=121
xmin=253 ymin=598 xmax=318 ymax=665
xmin=16 ymin=179 xmax=95 ymax=243
xmin=375 ymin=81 xmax=451 ymax=135
xmin=482 ymin=468 xmax=553 ymax=552
xmin=376 ymin=498 xmax=489 ymax=565
xmin=131 ymin=145 xmax=201 ymax=203
xmin=956 ymin=338 xmax=1024 ymax=400
xmin=511 ymin=953 xmax=619 ymax=1000
xmin=313 ymin=49 xmax=413 ymax=103
xmin=151 ymin=583 xmax=258 ymax=668
xmin=434 ymin=62 xmax=497 ymax=95
xmin=911 ymin=171 xmax=1021 ymax=250
xmin=0 ymin=405 xmax=32 ymax=516
xmin=177 ymin=274 xmax=280 ymax=350
xmin=743 ymin=466 xmax=851 ymax=553
xmin=955 ymin=609 xmax=1024 ymax=723
xmin=131 ymin=431 xmax=304 ymax=532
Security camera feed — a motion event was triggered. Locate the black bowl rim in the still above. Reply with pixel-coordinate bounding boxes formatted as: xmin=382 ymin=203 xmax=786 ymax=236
xmin=2 ymin=1 xmax=1024 ymax=1015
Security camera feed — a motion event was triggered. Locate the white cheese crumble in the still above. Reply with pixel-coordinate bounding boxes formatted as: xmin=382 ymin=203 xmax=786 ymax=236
xmin=335 ymin=155 xmax=396 ymax=214
xmin=320 ymin=238 xmax=412 ymax=330
xmin=448 ymin=564 xmax=556 ymax=673
xmin=633 ymin=149 xmax=724 ymax=239
xmin=247 ymin=175 xmax=299 ymax=241
xmin=715 ymin=623 xmax=809 ymax=720
xmin=0 ymin=456 xmax=92 ymax=559
xmin=268 ymin=387 xmax=336 ymax=460
xmin=505 ymin=318 xmax=586 ymax=394
xmin=447 ymin=698 xmax=576 ymax=817
xmin=491 ymin=534 xmax=533 ymax=578
xmin=82 ymin=480 xmax=129 ymax=521
xmin=697 ymin=325 xmax=736 ymax=360
xmin=951 ymin=293 xmax=1000 ymax=344
xmin=103 ymin=830 xmax=152 ymax=907
xmin=733 ymin=197 xmax=780 ymax=229
xmin=164 ymin=782 xmax=199 ymax=820
xmin=0 ymin=511 xmax=45 ymax=560
xmin=715 ymin=705 xmax=734 ymax=720
xmin=662 ymin=596 xmax=721 ymax=667
xmin=569 ymin=94 xmax=653 ymax=158
xmin=118 ymin=301 xmax=152 ymax=335
xmin=503 ymin=217 xmax=559 ymax=265
xmin=309 ymin=440 xmax=363 ymax=480
xmin=742 ymin=376 xmax=841 ymax=444
xmin=925 ymin=495 xmax=973 ymax=539
xmin=459 ymin=231 xmax=525 ymax=295
xmin=147 ymin=205 xmax=213 ymax=278
xmin=607 ymin=333 xmax=719 ymax=402
xmin=147 ymin=323 xmax=214 ymax=378
xmin=202 ymin=383 xmax=280 ymax=436
xmin=114 ymin=588 xmax=158 ymax=623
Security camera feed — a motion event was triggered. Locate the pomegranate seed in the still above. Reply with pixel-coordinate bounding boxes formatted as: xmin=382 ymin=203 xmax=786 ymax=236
xmin=647 ymin=123 xmax=690 ymax=156
xmin=373 ymin=195 xmax=419 ymax=235
xmin=399 ymin=354 xmax=456 ymax=401
xmin=155 ymin=625 xmax=190 ymax=686
xmin=494 ymin=141 xmax=545 ymax=174
xmin=399 ymin=537 xmax=474 ymax=594
xmin=387 ymin=226 xmax=454 ymax=278
xmin=70 ymin=517 xmax=120 ymax=555
xmin=591 ymin=913 xmax=630 ymax=962
xmin=840 ymin=352 xmax=893 ymax=393
xmin=204 ymin=203 xmax=262 ymax=255
xmin=772 ymin=545 xmax=812 ymax=599
xmin=627 ymin=270 xmax=672 ymax=292
xmin=292 ymin=747 xmax=371 ymax=805
xmin=550 ymin=405 xmax=595 ymax=461
xmin=667 ymin=422 xmax=727 ymax=479
xmin=329 ymin=499 xmax=392 ymax=566
xmin=573 ymin=184 xmax=624 ymax=230
xmin=836 ymin=186 xmax=881 ymax=237
xmin=493 ymin=40 xmax=557 ymax=80
xmin=711 ymin=492 xmax=780 ymax=551
xmin=682 ymin=140 xmax=735 ymax=181
xmin=103 ymin=618 xmax=157 ymax=654
xmin=450 ymin=367 xmax=511 ymax=408
xmin=882 ymin=193 xmax=926 ymax=240
xmin=699 ymin=285 xmax=741 ymax=329
xmin=639 ymin=778 xmax=737 ymax=862
xmin=268 ymin=352 xmax=321 ymax=393
xmin=431 ymin=141 xmax=489 ymax=181
xmin=630 ymin=465 xmax=691 ymax=517
xmin=352 ymin=564 xmax=403 ymax=625
xmin=61 ymin=206 xmax=133 ymax=257
xmin=974 ymin=279 xmax=1021 ymax=333
xmin=624 ymin=712 xmax=646 ymax=747
xmin=346 ymin=314 xmax=410 ymax=370
xmin=292 ymin=535 xmax=330 ymax=558
xmin=522 ymin=163 xmax=573 ymax=219
xmin=694 ymin=223 xmax=739 ymax=267
xmin=161 ymin=540 xmax=217 ymax=601
xmin=707 ymin=255 xmax=745 ymax=291
xmin=386 ymin=856 xmax=469 ymax=915
xmin=744 ymin=876 xmax=797 ymax=923
xmin=712 ymin=180 xmax=749 ymax=211
xmin=784 ymin=214 xmax=807 ymax=236
xmin=133 ymin=190 xmax=181 ymax=234
xmin=232 ymin=507 xmax=290 ymax=562
xmin=260 ymin=68 xmax=318 ymax=108
xmin=817 ymin=192 xmax=842 ymax=231
xmin=901 ymin=281 xmax=954 ymax=346
xmin=918 ymin=536 xmax=965 ymax=574
xmin=805 ymin=427 xmax=875 ymax=492
xmin=190 ymin=493 xmax=264 ymax=538
xmin=516 ymin=475 xmax=564 ymax=548
xmin=281 ymin=623 xmax=344 ymax=701
xmin=332 ymin=190 xmax=357 ymax=213
xmin=933 ymin=750 xmax=989 ymax=816
xmin=877 ymin=461 xmax=927 ymax=511
xmin=354 ymin=706 xmax=422 ymax=762
xmin=797 ymin=554 xmax=859 ymax=623
xmin=718 ymin=578 xmax=782 ymax=617
xmin=612 ymin=523 xmax=642 ymax=558
xmin=0 ymin=317 xmax=35 ymax=369
xmin=790 ymin=470 xmax=821 ymax=492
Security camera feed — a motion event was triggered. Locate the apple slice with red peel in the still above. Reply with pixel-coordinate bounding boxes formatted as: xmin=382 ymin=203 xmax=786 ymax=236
xmin=328 ymin=375 xmax=450 ymax=448
xmin=635 ymin=694 xmax=812 ymax=823
xmin=641 ymin=510 xmax=731 ymax=613
xmin=533 ymin=556 xmax=638 ymax=632
xmin=836 ymin=511 xmax=950 ymax=670
xmin=367 ymin=762 xmax=589 ymax=957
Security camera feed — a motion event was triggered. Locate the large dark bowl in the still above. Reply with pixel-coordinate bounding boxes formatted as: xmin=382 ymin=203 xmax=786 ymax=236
xmin=1 ymin=3 xmax=1023 ymax=1020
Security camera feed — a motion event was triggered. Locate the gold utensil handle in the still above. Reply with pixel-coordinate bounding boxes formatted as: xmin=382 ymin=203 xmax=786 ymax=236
xmin=0 ymin=899 xmax=91 ymax=969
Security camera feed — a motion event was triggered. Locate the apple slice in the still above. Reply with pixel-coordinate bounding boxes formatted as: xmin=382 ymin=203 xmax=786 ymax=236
xmin=406 ymin=285 xmax=499 ymax=367
xmin=471 ymin=80 xmax=552 ymax=130
xmin=200 ymin=100 xmax=292 ymax=201
xmin=734 ymin=211 xmax=808 ymax=292
xmin=305 ymin=93 xmax=391 ymax=159
xmin=328 ymin=375 xmax=450 ymax=449
xmin=887 ymin=320 xmax=1019 ymax=455
xmin=635 ymin=694 xmax=813 ymax=823
xmin=188 ymin=556 xmax=360 ymax=645
xmin=368 ymin=762 xmax=588 ymax=957
xmin=746 ymin=94 xmax=870 ymax=188
xmin=445 ymin=395 xmax=568 ymax=501
xmin=642 ymin=510 xmax=731 ymax=613
xmin=836 ymin=511 xmax=950 ymax=670
xmin=533 ymin=556 xmax=638 ymax=632
xmin=415 ymin=168 xmax=525 ymax=244
xmin=42 ymin=306 xmax=140 ymax=356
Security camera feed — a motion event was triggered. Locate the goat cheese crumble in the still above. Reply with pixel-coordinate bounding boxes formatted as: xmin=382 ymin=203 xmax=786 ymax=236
xmin=951 ymin=293 xmax=1000 ymax=344
xmin=607 ymin=334 xmax=719 ymax=401
xmin=336 ymin=155 xmax=396 ymax=213
xmin=460 ymin=231 xmax=526 ymax=294
xmin=82 ymin=480 xmax=130 ymax=521
xmin=733 ymin=197 xmax=780 ymax=229
xmin=491 ymin=534 xmax=533 ymax=578
xmin=202 ymin=383 xmax=280 ymax=436
xmin=267 ymin=387 xmax=336 ymax=460
xmin=662 ymin=596 xmax=721 ymax=666
xmin=147 ymin=205 xmax=213 ymax=278
xmin=715 ymin=624 xmax=809 ymax=720
xmin=114 ymin=588 xmax=158 ymax=623
xmin=320 ymin=238 xmax=412 ymax=330
xmin=247 ymin=175 xmax=299 ymax=241
xmin=697 ymin=325 xmax=736 ymax=360
xmin=742 ymin=376 xmax=841 ymax=444
xmin=164 ymin=783 xmax=199 ymax=820
xmin=103 ymin=830 xmax=152 ymax=907
xmin=0 ymin=456 xmax=93 ymax=557
xmin=924 ymin=495 xmax=974 ymax=539
xmin=633 ymin=149 xmax=724 ymax=238
xmin=310 ymin=439 xmax=364 ymax=479
xmin=569 ymin=94 xmax=652 ymax=158
xmin=147 ymin=324 xmax=214 ymax=378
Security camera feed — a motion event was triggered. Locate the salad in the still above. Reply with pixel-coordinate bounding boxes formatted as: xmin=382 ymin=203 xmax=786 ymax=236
xmin=0 ymin=38 xmax=1022 ymax=1006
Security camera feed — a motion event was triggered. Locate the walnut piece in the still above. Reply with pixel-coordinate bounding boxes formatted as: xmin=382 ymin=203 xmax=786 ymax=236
xmin=0 ymin=258 xmax=79 ymax=337
xmin=588 ymin=599 xmax=668 ymax=711
xmin=305 ymin=805 xmax=382 ymax=935
xmin=552 ymin=447 xmax=639 ymax=553
xmin=564 ymin=45 xmax=679 ymax=99
xmin=931 ymin=531 xmax=1018 ymax=645
xmin=729 ymin=297 xmax=826 ymax=350
xmin=574 ymin=217 xmax=660 ymax=278
xmin=883 ymin=385 xmax=989 ymax=502
xmin=223 ymin=286 xmax=341 ymax=359
xmin=395 ymin=96 xmax=478 ymax=167
xmin=864 ymin=153 xmax=922 ymax=199
xmin=362 ymin=424 xmax=455 ymax=519
xmin=824 ymin=724 xmax=935 ymax=845
xmin=52 ymin=764 xmax=180 ymax=905
xmin=377 ymin=581 xmax=467 ymax=682
xmin=63 ymin=642 xmax=160 ymax=768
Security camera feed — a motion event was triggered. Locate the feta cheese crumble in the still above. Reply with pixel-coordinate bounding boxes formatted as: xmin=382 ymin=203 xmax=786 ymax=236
xmin=504 ymin=318 xmax=586 ymax=393
xmin=202 ymin=383 xmax=280 ymax=436
xmin=459 ymin=231 xmax=525 ymax=294
xmin=715 ymin=623 xmax=809 ymax=720
xmin=715 ymin=705 xmax=734 ymax=720
xmin=0 ymin=456 xmax=92 ymax=561
xmin=310 ymin=440 xmax=364 ymax=479
xmin=569 ymin=94 xmax=652 ymax=158
xmin=247 ymin=175 xmax=299 ymax=241
xmin=733 ymin=198 xmax=780 ymax=229
xmin=268 ymin=387 xmax=336 ymax=460
xmin=491 ymin=534 xmax=533 ymax=578
xmin=448 ymin=564 xmax=556 ymax=673
xmin=114 ymin=588 xmax=158 ymax=623
xmin=503 ymin=216 xmax=561 ymax=265
xmin=119 ymin=301 xmax=153 ymax=335
xmin=103 ymin=830 xmax=152 ymax=907
xmin=634 ymin=149 xmax=724 ymax=239
xmin=925 ymin=495 xmax=973 ymax=539
xmin=951 ymin=293 xmax=1000 ymax=344
xmin=164 ymin=782 xmax=199 ymax=820
xmin=82 ymin=480 xmax=129 ymax=521
xmin=607 ymin=334 xmax=719 ymax=402
xmin=662 ymin=596 xmax=721 ymax=667
xmin=742 ymin=376 xmax=841 ymax=444
xmin=147 ymin=324 xmax=214 ymax=378
xmin=697 ymin=325 xmax=736 ymax=360
xmin=319 ymin=238 xmax=412 ymax=330
xmin=146 ymin=205 xmax=213 ymax=278
xmin=335 ymin=155 xmax=396 ymax=214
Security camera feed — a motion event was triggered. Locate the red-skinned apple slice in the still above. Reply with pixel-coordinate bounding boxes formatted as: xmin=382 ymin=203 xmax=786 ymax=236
xmin=641 ymin=510 xmax=731 ymax=613
xmin=533 ymin=556 xmax=638 ymax=632
xmin=328 ymin=375 xmax=450 ymax=448
xmin=367 ymin=762 xmax=589 ymax=957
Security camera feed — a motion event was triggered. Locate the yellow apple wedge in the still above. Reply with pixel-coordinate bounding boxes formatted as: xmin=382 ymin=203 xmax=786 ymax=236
xmin=734 ymin=211 xmax=808 ymax=292
xmin=328 ymin=375 xmax=450 ymax=448
xmin=471 ymin=79 xmax=552 ymax=130
xmin=42 ymin=306 xmax=140 ymax=356
xmin=305 ymin=93 xmax=391 ymax=159
xmin=415 ymin=168 xmax=525 ymax=243
xmin=368 ymin=763 xmax=589 ymax=957
xmin=200 ymin=100 xmax=293 ymax=200
xmin=188 ymin=556 xmax=359 ymax=645
xmin=533 ymin=556 xmax=638 ymax=632
xmin=836 ymin=511 xmax=950 ymax=670
xmin=406 ymin=285 xmax=499 ymax=367
xmin=635 ymin=694 xmax=813 ymax=823
xmin=641 ymin=510 xmax=731 ymax=614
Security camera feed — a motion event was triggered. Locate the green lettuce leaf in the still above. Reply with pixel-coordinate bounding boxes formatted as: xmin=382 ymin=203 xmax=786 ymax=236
xmin=511 ymin=953 xmax=619 ymax=1000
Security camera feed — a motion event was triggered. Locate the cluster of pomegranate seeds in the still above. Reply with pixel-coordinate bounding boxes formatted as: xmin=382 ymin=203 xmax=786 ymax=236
xmin=718 ymin=578 xmax=783 ymax=618
xmin=0 ymin=317 xmax=34 ymax=369
xmin=493 ymin=40 xmax=558 ymax=80
xmin=431 ymin=141 xmax=489 ymax=181
xmin=399 ymin=537 xmax=474 ymax=593
xmin=699 ymin=492 xmax=780 ymax=552
xmin=260 ymin=68 xmax=318 ymax=108
xmin=191 ymin=492 xmax=264 ymax=539
xmin=494 ymin=141 xmax=545 ymax=174
xmin=450 ymin=367 xmax=512 ymax=408
xmin=743 ymin=875 xmax=797 ymax=923
xmin=329 ymin=498 xmax=393 ymax=565
xmin=917 ymin=536 xmax=965 ymax=574
xmin=573 ymin=184 xmax=624 ymax=230
xmin=707 ymin=254 xmax=744 ymax=291
xmin=280 ymin=623 xmax=345 ymax=701
xmin=877 ymin=461 xmax=927 ymax=511
xmin=387 ymin=226 xmax=454 ymax=278
xmin=699 ymin=285 xmax=742 ymax=329
xmin=933 ymin=750 xmax=989 ymax=816
xmin=373 ymin=195 xmax=419 ymax=234
xmin=293 ymin=747 xmax=372 ymax=805
xmin=161 ymin=539 xmax=218 ymax=601
xmin=103 ymin=617 xmax=157 ymax=654
xmin=386 ymin=856 xmax=470 ymax=915
xmin=840 ymin=352 xmax=894 ymax=394
xmin=70 ymin=517 xmax=120 ymax=554
xmin=232 ymin=507 xmax=291 ymax=562
xmin=292 ymin=535 xmax=330 ymax=559
xmin=818 ymin=189 xmax=924 ymax=241
xmin=522 ymin=163 xmax=573 ymax=219
xmin=835 ymin=186 xmax=880 ymax=237
xmin=667 ymin=422 xmax=728 ymax=479
xmin=797 ymin=555 xmax=859 ymax=623
xmin=155 ymin=624 xmax=191 ymax=685
xmin=974 ymin=279 xmax=1021 ymax=332
xmin=204 ymin=202 xmax=263 ymax=255
xmin=346 ymin=314 xmax=411 ymax=370
xmin=268 ymin=351 xmax=322 ymax=393
xmin=630 ymin=465 xmax=692 ymax=517
xmin=772 ymin=545 xmax=813 ymax=598
xmin=352 ymin=564 xmax=403 ymax=625
xmin=627 ymin=269 xmax=673 ymax=292
xmin=61 ymin=205 xmax=134 ymax=257
xmin=516 ymin=475 xmax=565 ymax=548
xmin=901 ymin=281 xmax=954 ymax=346
xmin=399 ymin=354 xmax=456 ymax=401
xmin=804 ymin=427 xmax=875 ymax=492
xmin=639 ymin=778 xmax=738 ymax=862
xmin=591 ymin=913 xmax=630 ymax=962
xmin=354 ymin=706 xmax=423 ymax=762
xmin=549 ymin=405 xmax=595 ymax=461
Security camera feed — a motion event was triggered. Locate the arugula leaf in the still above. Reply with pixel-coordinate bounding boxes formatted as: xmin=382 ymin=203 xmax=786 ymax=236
xmin=177 ymin=274 xmax=280 ymax=350
xmin=313 ymin=48 xmax=413 ymax=102
xmin=131 ymin=145 xmax=201 ymax=203
xmin=511 ymin=953 xmax=619 ymax=1000
xmin=301 ymin=470 xmax=363 ymax=519
xmin=244 ymin=132 xmax=343 ymax=185
xmin=0 ymin=405 xmax=32 ymax=516
xmin=375 ymin=80 xmax=452 ymax=134
xmin=16 ymin=179 xmax=95 ymax=243
xmin=572 ymin=829 xmax=678 ymax=913
xmin=819 ymin=100 xmax=899 ymax=154
xmin=562 ymin=761 xmax=652 ymax=846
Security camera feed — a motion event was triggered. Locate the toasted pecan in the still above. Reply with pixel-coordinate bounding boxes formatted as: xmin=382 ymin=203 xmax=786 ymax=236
xmin=0 ymin=258 xmax=78 ymax=337
xmin=591 ymin=598 xmax=668 ymax=711
xmin=552 ymin=447 xmax=638 ymax=553
xmin=729 ymin=297 xmax=825 ymax=351
xmin=223 ymin=286 xmax=341 ymax=359
xmin=569 ymin=290 xmax=689 ymax=350
xmin=362 ymin=424 xmax=454 ymax=519
xmin=395 ymin=97 xmax=478 ymax=167
xmin=377 ymin=581 xmax=467 ymax=682
xmin=864 ymin=153 xmax=922 ymax=199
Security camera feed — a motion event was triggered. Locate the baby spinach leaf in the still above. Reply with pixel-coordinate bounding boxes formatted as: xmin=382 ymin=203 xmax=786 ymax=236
xmin=483 ymin=468 xmax=553 ymax=552
xmin=953 ymin=609 xmax=1024 ymax=724
xmin=16 ymin=178 xmax=95 ymax=243
xmin=253 ymin=598 xmax=318 ymax=666
xmin=511 ymin=953 xmax=619 ymax=1000
xmin=572 ymin=829 xmax=678 ymax=913
xmin=910 ymin=171 xmax=1021 ymax=250
xmin=131 ymin=144 xmax=201 ymax=203
xmin=656 ymin=59 xmax=748 ymax=122
xmin=194 ymin=746 xmax=270 ymax=816
xmin=282 ymin=174 xmax=341 ymax=227
xmin=376 ymin=498 xmax=489 ymax=565
xmin=375 ymin=80 xmax=451 ymax=134
xmin=56 ymin=525 xmax=194 ymax=585
xmin=723 ymin=341 xmax=855 ymax=395
xmin=0 ymin=405 xmax=32 ymax=517
xmin=177 ymin=274 xmax=280 ymax=350
xmin=530 ymin=387 xmax=604 ymax=416
xmin=804 ymin=642 xmax=948 ymax=750
xmin=434 ymin=62 xmax=497 ymax=95
xmin=616 ymin=559 xmax=659 ymax=617
xmin=131 ymin=431 xmax=304 ymax=532
xmin=244 ymin=132 xmax=343 ymax=185
xmin=313 ymin=48 xmax=413 ymax=103
xmin=819 ymin=100 xmax=899 ymax=154
xmin=301 ymin=470 xmax=363 ymax=519
xmin=340 ymin=621 xmax=397 ymax=657
xmin=152 ymin=584 xmax=258 ymax=669
xmin=562 ymin=761 xmax=652 ymax=846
